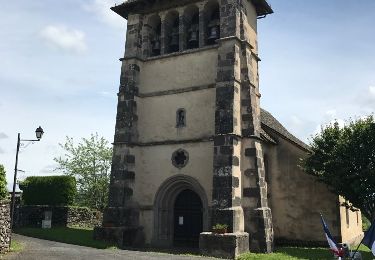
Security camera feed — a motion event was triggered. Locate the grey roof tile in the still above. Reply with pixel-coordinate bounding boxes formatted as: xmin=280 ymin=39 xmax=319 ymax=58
xmin=260 ymin=108 xmax=310 ymax=151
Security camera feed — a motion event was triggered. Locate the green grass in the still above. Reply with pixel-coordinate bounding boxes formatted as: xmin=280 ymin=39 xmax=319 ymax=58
xmin=9 ymin=240 xmax=23 ymax=253
xmin=13 ymin=227 xmax=374 ymax=259
xmin=238 ymin=245 xmax=373 ymax=260
xmin=14 ymin=227 xmax=117 ymax=249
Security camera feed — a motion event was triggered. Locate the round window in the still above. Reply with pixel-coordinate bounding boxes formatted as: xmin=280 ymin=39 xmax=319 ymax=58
xmin=172 ymin=149 xmax=189 ymax=169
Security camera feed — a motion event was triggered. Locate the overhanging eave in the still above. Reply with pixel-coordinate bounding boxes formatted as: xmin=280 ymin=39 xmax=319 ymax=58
xmin=111 ymin=0 xmax=273 ymax=20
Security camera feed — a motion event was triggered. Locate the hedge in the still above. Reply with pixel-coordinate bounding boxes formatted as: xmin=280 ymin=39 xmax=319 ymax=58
xmin=19 ymin=176 xmax=76 ymax=206
xmin=0 ymin=164 xmax=7 ymax=200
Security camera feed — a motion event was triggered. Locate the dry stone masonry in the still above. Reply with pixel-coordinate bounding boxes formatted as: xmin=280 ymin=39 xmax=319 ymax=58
xmin=0 ymin=201 xmax=10 ymax=254
xmin=16 ymin=206 xmax=102 ymax=229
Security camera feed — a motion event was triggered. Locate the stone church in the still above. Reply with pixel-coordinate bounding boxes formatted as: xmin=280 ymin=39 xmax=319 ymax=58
xmin=94 ymin=0 xmax=363 ymax=257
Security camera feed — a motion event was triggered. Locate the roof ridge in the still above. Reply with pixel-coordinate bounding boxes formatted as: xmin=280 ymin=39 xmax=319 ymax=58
xmin=260 ymin=108 xmax=310 ymax=151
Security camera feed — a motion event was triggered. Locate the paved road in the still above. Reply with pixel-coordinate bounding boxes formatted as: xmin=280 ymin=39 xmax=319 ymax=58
xmin=3 ymin=234 xmax=221 ymax=260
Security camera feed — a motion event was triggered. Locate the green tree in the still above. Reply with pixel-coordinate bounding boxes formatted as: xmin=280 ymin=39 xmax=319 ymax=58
xmin=0 ymin=164 xmax=7 ymax=200
xmin=302 ymin=116 xmax=375 ymax=221
xmin=54 ymin=133 xmax=112 ymax=211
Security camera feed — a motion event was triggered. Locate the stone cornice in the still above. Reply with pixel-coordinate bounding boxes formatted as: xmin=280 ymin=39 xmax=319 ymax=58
xmin=136 ymin=84 xmax=215 ymax=98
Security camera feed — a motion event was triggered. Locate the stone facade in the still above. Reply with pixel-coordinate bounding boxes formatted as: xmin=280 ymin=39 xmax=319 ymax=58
xmin=16 ymin=206 xmax=102 ymax=228
xmin=94 ymin=0 xmax=363 ymax=258
xmin=0 ymin=200 xmax=11 ymax=254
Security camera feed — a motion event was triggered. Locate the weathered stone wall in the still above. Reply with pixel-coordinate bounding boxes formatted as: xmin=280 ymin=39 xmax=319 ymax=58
xmin=67 ymin=207 xmax=103 ymax=228
xmin=137 ymin=87 xmax=216 ymax=143
xmin=261 ymin=133 xmax=363 ymax=245
xmin=338 ymin=196 xmax=363 ymax=245
xmin=16 ymin=206 xmax=102 ymax=228
xmin=0 ymin=200 xmax=11 ymax=254
xmin=139 ymin=47 xmax=217 ymax=93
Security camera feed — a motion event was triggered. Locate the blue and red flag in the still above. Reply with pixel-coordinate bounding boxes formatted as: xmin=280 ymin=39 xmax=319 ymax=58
xmin=320 ymin=214 xmax=344 ymax=258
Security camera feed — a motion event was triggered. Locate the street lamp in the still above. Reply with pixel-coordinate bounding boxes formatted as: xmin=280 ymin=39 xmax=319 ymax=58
xmin=35 ymin=126 xmax=44 ymax=140
xmin=10 ymin=126 xmax=44 ymax=241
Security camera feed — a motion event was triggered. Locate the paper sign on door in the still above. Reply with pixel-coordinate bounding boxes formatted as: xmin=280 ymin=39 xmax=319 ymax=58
xmin=179 ymin=216 xmax=184 ymax=225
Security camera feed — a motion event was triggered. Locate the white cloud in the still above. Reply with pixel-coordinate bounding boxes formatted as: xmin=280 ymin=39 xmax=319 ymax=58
xmin=369 ymin=86 xmax=375 ymax=99
xmin=83 ymin=0 xmax=126 ymax=29
xmin=0 ymin=147 xmax=4 ymax=154
xmin=312 ymin=109 xmax=346 ymax=136
xmin=325 ymin=109 xmax=337 ymax=118
xmin=40 ymin=164 xmax=59 ymax=174
xmin=352 ymin=85 xmax=375 ymax=113
xmin=289 ymin=115 xmax=305 ymax=133
xmin=99 ymin=91 xmax=116 ymax=98
xmin=290 ymin=115 xmax=303 ymax=126
xmin=0 ymin=132 xmax=8 ymax=139
xmin=313 ymin=118 xmax=346 ymax=136
xmin=39 ymin=25 xmax=87 ymax=53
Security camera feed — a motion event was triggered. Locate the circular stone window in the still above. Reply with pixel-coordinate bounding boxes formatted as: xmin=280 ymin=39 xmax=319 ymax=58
xmin=172 ymin=149 xmax=189 ymax=169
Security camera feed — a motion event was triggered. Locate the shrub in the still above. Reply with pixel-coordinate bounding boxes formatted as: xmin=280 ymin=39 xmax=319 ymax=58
xmin=0 ymin=164 xmax=7 ymax=200
xmin=19 ymin=176 xmax=76 ymax=206
xmin=212 ymin=223 xmax=228 ymax=230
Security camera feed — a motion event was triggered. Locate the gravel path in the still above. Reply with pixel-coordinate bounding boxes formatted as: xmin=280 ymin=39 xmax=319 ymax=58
xmin=3 ymin=234 xmax=220 ymax=260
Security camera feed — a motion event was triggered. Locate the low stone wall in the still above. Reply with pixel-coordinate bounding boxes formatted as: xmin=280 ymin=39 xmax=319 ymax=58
xmin=67 ymin=207 xmax=102 ymax=228
xmin=0 ymin=200 xmax=11 ymax=254
xmin=16 ymin=205 xmax=102 ymax=229
xmin=199 ymin=232 xmax=249 ymax=259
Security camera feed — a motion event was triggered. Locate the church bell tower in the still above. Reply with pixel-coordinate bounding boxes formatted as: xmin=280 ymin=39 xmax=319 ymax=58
xmin=95 ymin=0 xmax=274 ymax=258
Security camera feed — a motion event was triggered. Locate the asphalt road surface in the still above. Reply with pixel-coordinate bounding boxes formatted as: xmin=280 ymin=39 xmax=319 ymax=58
xmin=3 ymin=234 xmax=221 ymax=260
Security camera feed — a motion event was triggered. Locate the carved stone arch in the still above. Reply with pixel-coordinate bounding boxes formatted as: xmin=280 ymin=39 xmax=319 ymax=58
xmin=152 ymin=175 xmax=209 ymax=247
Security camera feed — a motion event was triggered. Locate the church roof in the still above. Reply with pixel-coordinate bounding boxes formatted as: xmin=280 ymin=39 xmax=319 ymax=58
xmin=111 ymin=0 xmax=273 ymax=19
xmin=260 ymin=109 xmax=310 ymax=151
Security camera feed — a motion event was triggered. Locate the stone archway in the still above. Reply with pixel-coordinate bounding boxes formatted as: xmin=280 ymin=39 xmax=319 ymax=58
xmin=152 ymin=175 xmax=209 ymax=247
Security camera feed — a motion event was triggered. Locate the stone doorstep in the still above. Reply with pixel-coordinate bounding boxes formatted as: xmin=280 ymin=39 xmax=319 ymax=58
xmin=199 ymin=232 xmax=249 ymax=259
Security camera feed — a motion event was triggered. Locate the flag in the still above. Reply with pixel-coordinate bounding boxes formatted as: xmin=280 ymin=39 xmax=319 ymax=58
xmin=320 ymin=214 xmax=344 ymax=257
xmin=362 ymin=219 xmax=375 ymax=256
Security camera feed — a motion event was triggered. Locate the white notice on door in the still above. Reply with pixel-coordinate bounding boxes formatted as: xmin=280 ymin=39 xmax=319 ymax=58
xmin=179 ymin=216 xmax=184 ymax=225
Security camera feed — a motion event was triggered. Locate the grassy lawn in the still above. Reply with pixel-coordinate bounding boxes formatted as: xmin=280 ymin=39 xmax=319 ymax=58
xmin=14 ymin=227 xmax=117 ymax=249
xmin=14 ymin=227 xmax=374 ymax=259
xmin=239 ymin=245 xmax=373 ymax=260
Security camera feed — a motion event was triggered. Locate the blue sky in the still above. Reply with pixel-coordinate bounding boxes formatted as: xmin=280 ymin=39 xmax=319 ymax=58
xmin=1 ymin=0 xmax=374 ymax=190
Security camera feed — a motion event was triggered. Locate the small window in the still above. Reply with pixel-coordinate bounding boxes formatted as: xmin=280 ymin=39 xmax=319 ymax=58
xmin=176 ymin=108 xmax=186 ymax=128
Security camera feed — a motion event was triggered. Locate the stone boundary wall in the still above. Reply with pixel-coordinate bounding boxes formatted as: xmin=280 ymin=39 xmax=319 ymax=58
xmin=16 ymin=205 xmax=102 ymax=229
xmin=0 ymin=200 xmax=11 ymax=254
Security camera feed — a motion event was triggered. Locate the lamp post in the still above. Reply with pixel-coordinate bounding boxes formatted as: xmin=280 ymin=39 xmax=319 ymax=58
xmin=10 ymin=126 xmax=44 ymax=240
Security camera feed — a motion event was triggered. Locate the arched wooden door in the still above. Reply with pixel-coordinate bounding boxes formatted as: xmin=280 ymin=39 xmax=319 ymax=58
xmin=173 ymin=189 xmax=203 ymax=247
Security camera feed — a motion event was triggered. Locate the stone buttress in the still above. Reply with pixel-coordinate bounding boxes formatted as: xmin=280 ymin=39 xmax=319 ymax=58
xmin=199 ymin=0 xmax=273 ymax=257
xmin=94 ymin=14 xmax=145 ymax=247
